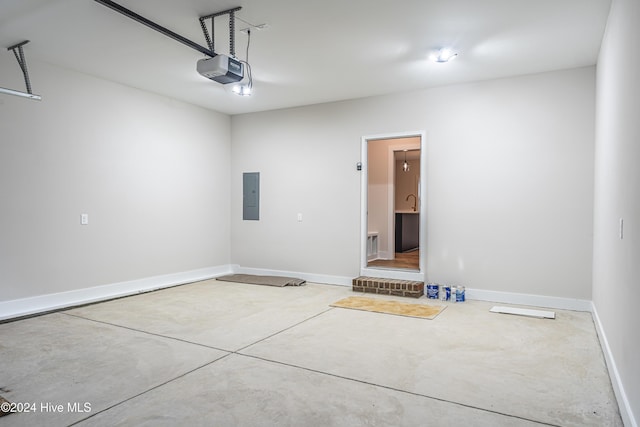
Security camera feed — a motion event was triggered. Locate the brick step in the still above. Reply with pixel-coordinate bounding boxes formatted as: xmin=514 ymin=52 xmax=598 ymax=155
xmin=352 ymin=276 xmax=424 ymax=298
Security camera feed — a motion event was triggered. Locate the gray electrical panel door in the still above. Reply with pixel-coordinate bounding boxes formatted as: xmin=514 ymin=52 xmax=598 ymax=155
xmin=243 ymin=172 xmax=260 ymax=220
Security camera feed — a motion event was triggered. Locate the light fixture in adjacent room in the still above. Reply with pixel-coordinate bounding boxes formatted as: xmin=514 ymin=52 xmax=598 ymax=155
xmin=431 ymin=48 xmax=458 ymax=63
xmin=403 ymin=150 xmax=410 ymax=172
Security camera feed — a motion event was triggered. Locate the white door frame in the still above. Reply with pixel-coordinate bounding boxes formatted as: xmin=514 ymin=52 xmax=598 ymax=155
xmin=360 ymin=130 xmax=427 ymax=281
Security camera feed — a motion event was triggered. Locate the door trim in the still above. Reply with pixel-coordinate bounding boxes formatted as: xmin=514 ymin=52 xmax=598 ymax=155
xmin=360 ymin=130 xmax=426 ymax=281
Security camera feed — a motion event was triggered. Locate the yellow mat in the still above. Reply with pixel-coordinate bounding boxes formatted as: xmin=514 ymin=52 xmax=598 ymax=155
xmin=331 ymin=296 xmax=446 ymax=320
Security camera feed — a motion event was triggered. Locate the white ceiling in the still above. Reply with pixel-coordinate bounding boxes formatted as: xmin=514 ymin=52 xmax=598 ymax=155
xmin=0 ymin=0 xmax=611 ymax=115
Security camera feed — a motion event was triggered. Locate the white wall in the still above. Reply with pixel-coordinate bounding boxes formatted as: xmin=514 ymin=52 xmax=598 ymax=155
xmin=0 ymin=60 xmax=231 ymax=302
xmin=231 ymin=67 xmax=596 ymax=300
xmin=593 ymin=0 xmax=640 ymax=424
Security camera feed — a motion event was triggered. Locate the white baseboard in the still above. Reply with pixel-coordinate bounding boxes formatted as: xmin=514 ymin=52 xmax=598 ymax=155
xmin=0 ymin=265 xmax=234 ymax=321
xmin=466 ymin=288 xmax=592 ymax=312
xmin=231 ymin=265 xmax=353 ymax=287
xmin=240 ymin=266 xmax=592 ymax=312
xmin=592 ymin=304 xmax=637 ymax=427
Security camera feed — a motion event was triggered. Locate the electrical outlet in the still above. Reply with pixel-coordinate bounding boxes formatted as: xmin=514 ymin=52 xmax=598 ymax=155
xmin=81 ymin=213 xmax=89 ymax=225
xmin=619 ymin=218 xmax=624 ymax=240
xmin=297 ymin=213 xmax=303 ymax=222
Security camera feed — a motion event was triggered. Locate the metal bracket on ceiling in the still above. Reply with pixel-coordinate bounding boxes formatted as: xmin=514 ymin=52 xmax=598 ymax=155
xmin=198 ymin=7 xmax=242 ymax=58
xmin=0 ymin=40 xmax=42 ymax=101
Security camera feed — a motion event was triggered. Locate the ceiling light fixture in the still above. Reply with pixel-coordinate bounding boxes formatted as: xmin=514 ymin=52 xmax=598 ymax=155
xmin=431 ymin=48 xmax=458 ymax=63
xmin=403 ymin=150 xmax=410 ymax=172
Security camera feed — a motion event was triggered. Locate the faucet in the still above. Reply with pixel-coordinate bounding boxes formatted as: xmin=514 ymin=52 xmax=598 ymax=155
xmin=406 ymin=194 xmax=417 ymax=212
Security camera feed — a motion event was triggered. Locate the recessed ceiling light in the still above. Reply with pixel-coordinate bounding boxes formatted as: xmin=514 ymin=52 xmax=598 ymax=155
xmin=430 ymin=48 xmax=458 ymax=63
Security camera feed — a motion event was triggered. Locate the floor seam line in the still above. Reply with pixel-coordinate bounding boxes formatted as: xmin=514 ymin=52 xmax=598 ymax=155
xmin=61 ymin=312 xmax=230 ymax=353
xmin=233 ymin=307 xmax=336 ymax=353
xmin=64 ymin=307 xmax=337 ymax=425
xmin=233 ymin=353 xmax=562 ymax=427
xmin=68 ymin=353 xmax=233 ymax=426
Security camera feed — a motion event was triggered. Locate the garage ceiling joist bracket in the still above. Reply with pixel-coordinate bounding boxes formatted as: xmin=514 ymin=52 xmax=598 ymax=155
xmin=198 ymin=7 xmax=242 ymax=58
xmin=93 ymin=0 xmax=217 ymax=58
xmin=1 ymin=40 xmax=42 ymax=101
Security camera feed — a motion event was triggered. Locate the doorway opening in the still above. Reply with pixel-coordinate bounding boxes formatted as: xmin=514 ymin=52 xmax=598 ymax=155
xmin=368 ymin=148 xmax=420 ymax=270
xmin=360 ymin=131 xmax=426 ymax=282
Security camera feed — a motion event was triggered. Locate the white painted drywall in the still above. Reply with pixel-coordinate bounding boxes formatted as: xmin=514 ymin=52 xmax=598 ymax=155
xmin=0 ymin=60 xmax=231 ymax=301
xmin=231 ymin=67 xmax=595 ymax=300
xmin=593 ymin=0 xmax=640 ymax=424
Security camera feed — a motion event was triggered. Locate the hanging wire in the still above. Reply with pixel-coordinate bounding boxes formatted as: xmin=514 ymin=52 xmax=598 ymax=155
xmin=242 ymin=28 xmax=253 ymax=93
xmin=232 ymin=27 xmax=252 ymax=96
xmin=245 ymin=28 xmax=251 ymax=64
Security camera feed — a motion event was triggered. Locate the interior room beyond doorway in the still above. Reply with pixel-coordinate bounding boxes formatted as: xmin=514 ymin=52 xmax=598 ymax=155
xmin=366 ymin=136 xmax=421 ymax=272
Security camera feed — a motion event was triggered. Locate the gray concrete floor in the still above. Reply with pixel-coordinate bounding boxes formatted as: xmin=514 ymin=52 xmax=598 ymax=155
xmin=0 ymin=279 xmax=622 ymax=426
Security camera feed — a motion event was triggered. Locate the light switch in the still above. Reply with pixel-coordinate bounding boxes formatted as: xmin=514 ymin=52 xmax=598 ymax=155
xmin=81 ymin=213 xmax=89 ymax=225
xmin=297 ymin=213 xmax=303 ymax=222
